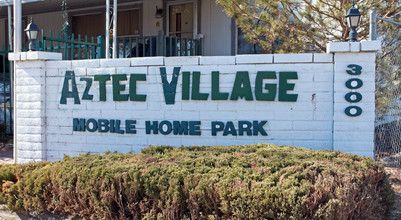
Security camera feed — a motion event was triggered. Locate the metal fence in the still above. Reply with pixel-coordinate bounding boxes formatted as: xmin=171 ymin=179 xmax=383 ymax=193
xmin=373 ymin=12 xmax=401 ymax=168
xmin=0 ymin=30 xmax=105 ymax=135
xmin=40 ymin=30 xmax=105 ymax=60
xmin=0 ymin=46 xmax=12 ymax=135
xmin=115 ymin=31 xmax=202 ymax=58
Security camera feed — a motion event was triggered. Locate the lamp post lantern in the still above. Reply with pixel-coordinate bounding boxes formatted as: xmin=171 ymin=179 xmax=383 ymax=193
xmin=24 ymin=18 xmax=39 ymax=51
xmin=346 ymin=2 xmax=361 ymax=42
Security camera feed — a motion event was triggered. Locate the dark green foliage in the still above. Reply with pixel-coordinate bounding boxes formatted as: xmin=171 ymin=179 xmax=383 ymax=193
xmin=216 ymin=0 xmax=401 ymax=53
xmin=0 ymin=123 xmax=7 ymax=142
xmin=0 ymin=144 xmax=395 ymax=219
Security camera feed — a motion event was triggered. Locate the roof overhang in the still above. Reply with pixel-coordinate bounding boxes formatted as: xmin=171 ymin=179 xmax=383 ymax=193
xmin=0 ymin=0 xmax=44 ymax=7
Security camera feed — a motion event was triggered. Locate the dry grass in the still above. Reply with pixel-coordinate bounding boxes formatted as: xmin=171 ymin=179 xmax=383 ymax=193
xmin=385 ymin=167 xmax=401 ymax=220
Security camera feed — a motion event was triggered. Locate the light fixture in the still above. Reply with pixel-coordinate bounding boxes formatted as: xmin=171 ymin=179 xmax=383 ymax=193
xmin=345 ymin=1 xmax=361 ymax=42
xmin=156 ymin=6 xmax=163 ymax=18
xmin=24 ymin=18 xmax=39 ymax=51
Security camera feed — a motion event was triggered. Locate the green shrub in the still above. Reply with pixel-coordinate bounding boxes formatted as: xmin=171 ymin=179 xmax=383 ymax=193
xmin=0 ymin=144 xmax=395 ymax=219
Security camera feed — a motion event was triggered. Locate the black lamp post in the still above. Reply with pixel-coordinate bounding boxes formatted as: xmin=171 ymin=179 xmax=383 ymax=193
xmin=24 ymin=18 xmax=39 ymax=51
xmin=346 ymin=1 xmax=361 ymax=42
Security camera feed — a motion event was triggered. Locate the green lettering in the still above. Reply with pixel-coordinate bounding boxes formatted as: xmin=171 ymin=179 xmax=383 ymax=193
xmin=173 ymin=121 xmax=189 ymax=135
xmin=191 ymin=71 xmax=209 ymax=100
xmin=159 ymin=121 xmax=173 ymax=135
xmin=94 ymin=74 xmax=111 ymax=101
xmin=80 ymin=78 xmax=94 ymax=100
xmin=189 ymin=121 xmax=201 ymax=136
xmin=212 ymin=121 xmax=224 ymax=136
xmin=126 ymin=120 xmax=137 ymax=134
xmin=60 ymin=71 xmax=80 ymax=104
xmin=129 ymin=74 xmax=147 ymax=101
xmin=223 ymin=121 xmax=237 ymax=136
xmin=230 ymin=71 xmax=253 ymax=101
xmin=146 ymin=121 xmax=159 ymax=134
xmin=86 ymin=119 xmax=98 ymax=132
xmin=182 ymin=72 xmax=190 ymax=100
xmin=212 ymin=71 xmax=229 ymax=100
xmin=239 ymin=121 xmax=252 ymax=136
xmin=98 ymin=119 xmax=110 ymax=133
xmin=160 ymin=67 xmax=180 ymax=105
xmin=112 ymin=74 xmax=129 ymax=101
xmin=114 ymin=120 xmax=125 ymax=134
xmin=255 ymin=71 xmax=277 ymax=101
xmin=279 ymin=72 xmax=298 ymax=102
xmin=253 ymin=121 xmax=267 ymax=136
xmin=73 ymin=118 xmax=85 ymax=131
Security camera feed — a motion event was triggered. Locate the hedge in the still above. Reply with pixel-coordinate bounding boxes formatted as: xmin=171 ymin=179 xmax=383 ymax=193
xmin=0 ymin=144 xmax=395 ymax=219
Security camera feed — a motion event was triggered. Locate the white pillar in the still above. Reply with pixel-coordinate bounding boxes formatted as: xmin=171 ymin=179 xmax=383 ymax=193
xmin=8 ymin=6 xmax=13 ymax=50
xmin=112 ymin=0 xmax=117 ymax=59
xmin=13 ymin=0 xmax=22 ymax=52
xmin=106 ymin=0 xmax=110 ymax=59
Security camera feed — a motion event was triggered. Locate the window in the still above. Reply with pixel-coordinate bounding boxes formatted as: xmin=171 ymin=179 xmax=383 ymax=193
xmin=167 ymin=1 xmax=197 ymax=38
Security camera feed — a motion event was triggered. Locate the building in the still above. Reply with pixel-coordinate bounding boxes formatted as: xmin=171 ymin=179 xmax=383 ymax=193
xmin=0 ymin=0 xmax=247 ymax=57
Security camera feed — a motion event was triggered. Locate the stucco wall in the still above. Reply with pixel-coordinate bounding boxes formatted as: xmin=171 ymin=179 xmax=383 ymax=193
xmin=201 ymin=0 xmax=232 ymax=56
xmin=30 ymin=11 xmax=65 ymax=39
xmin=9 ymin=41 xmax=380 ymax=163
xmin=142 ymin=0 xmax=163 ymax=36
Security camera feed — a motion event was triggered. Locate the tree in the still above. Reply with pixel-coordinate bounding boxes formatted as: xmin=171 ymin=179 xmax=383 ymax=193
xmin=216 ymin=0 xmax=401 ymax=53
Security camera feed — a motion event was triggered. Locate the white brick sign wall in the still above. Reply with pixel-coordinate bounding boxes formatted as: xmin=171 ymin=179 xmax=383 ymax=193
xmin=10 ymin=41 xmax=381 ymax=163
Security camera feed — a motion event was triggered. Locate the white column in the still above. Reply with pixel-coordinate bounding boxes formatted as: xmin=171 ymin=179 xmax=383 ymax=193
xmin=9 ymin=52 xmax=63 ymax=163
xmin=106 ymin=0 xmax=110 ymax=59
xmin=112 ymin=0 xmax=117 ymax=58
xmin=328 ymin=41 xmax=381 ymax=158
xmin=13 ymin=0 xmax=22 ymax=52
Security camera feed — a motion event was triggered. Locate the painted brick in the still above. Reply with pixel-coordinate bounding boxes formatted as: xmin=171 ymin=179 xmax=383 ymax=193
xmin=46 ymin=69 xmax=60 ymax=77
xmin=293 ymin=121 xmax=332 ymax=131
xmin=17 ymin=135 xmax=44 ymax=143
xmin=17 ymin=118 xmax=43 ymax=126
xmin=314 ymin=53 xmax=333 ymax=63
xmin=16 ymin=60 xmax=45 ymax=68
xmin=361 ymin=40 xmax=381 ymax=52
xmin=116 ymin=67 xmax=148 ymax=74
xmin=46 ymin=60 xmax=72 ymax=69
xmin=17 ymin=126 xmax=45 ymax=134
xmin=235 ymin=54 xmax=273 ymax=64
xmin=72 ymin=59 xmax=100 ymax=68
xmin=16 ymin=142 xmax=44 ymax=151
xmin=8 ymin=52 xmax=21 ymax=61
xmin=274 ymin=53 xmax=313 ymax=63
xmin=131 ymin=57 xmax=164 ymax=66
xmin=16 ymin=102 xmax=42 ymax=110
xmin=87 ymin=67 xmax=116 ymax=75
xmin=327 ymin=42 xmax=350 ymax=53
xmin=100 ymin=58 xmax=131 ymax=67
xmin=350 ymin=42 xmax=360 ymax=52
xmin=26 ymin=51 xmax=62 ymax=61
xmin=165 ymin=57 xmax=200 ymax=66
xmin=200 ymin=56 xmax=235 ymax=65
xmin=17 ymin=150 xmax=44 ymax=159
xmin=334 ymin=53 xmax=376 ymax=62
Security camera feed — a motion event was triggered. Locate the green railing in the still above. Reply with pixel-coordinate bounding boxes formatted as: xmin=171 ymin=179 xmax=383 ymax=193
xmin=116 ymin=31 xmax=202 ymax=58
xmin=0 ymin=46 xmax=12 ymax=134
xmin=40 ymin=30 xmax=105 ymax=60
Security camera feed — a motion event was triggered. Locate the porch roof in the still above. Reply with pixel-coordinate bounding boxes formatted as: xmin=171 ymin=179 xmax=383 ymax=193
xmin=0 ymin=0 xmax=136 ymax=18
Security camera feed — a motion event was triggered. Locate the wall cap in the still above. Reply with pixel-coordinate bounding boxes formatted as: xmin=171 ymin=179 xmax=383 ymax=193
xmin=8 ymin=51 xmax=62 ymax=61
xmin=327 ymin=41 xmax=381 ymax=53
